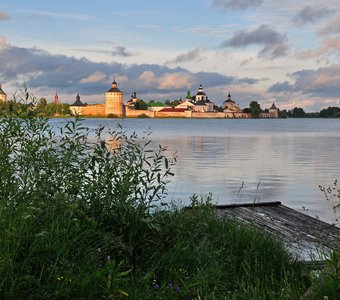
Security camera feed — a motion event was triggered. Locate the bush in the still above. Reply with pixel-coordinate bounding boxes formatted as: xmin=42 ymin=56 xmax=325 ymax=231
xmin=0 ymin=115 xmax=175 ymax=299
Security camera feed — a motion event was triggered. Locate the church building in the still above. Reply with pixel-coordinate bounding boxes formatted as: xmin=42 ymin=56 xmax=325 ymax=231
xmin=176 ymin=84 xmax=214 ymax=112
xmin=222 ymin=92 xmax=240 ymax=112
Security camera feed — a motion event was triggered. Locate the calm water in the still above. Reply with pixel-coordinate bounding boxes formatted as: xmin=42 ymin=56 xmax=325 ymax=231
xmin=50 ymin=118 xmax=340 ymax=223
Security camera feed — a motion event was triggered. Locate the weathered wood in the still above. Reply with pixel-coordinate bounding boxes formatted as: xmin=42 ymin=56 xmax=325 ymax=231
xmin=188 ymin=201 xmax=340 ymax=262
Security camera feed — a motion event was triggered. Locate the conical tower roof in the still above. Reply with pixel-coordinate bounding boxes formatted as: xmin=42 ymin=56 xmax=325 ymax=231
xmin=270 ymin=102 xmax=277 ymax=109
xmin=0 ymin=84 xmax=6 ymax=95
xmin=71 ymin=93 xmax=85 ymax=106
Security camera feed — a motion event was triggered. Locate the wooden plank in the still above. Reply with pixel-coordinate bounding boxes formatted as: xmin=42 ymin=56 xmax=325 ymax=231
xmin=213 ymin=201 xmax=281 ymax=209
xmin=207 ymin=202 xmax=340 ymax=261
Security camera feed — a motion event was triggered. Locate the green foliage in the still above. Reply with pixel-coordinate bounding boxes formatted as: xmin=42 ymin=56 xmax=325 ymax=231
xmin=134 ymin=99 xmax=148 ymax=110
xmin=309 ymin=251 xmax=340 ymax=299
xmin=137 ymin=113 xmax=150 ymax=118
xmin=289 ymin=107 xmax=306 ymax=118
xmin=107 ymin=113 xmax=117 ymax=118
xmin=0 ymin=88 xmax=70 ymax=117
xmin=129 ymin=195 xmax=309 ymax=299
xmin=0 ymin=113 xmax=175 ymax=299
xmin=214 ymin=105 xmax=224 ymax=112
xmin=148 ymin=101 xmax=166 ymax=107
xmin=319 ymin=106 xmax=340 ymax=118
xmin=44 ymin=102 xmax=70 ymax=116
xmin=249 ymin=101 xmax=262 ymax=118
xmin=165 ymin=99 xmax=181 ymax=108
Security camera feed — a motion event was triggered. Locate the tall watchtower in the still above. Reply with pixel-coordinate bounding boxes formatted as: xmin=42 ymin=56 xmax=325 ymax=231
xmin=105 ymin=79 xmax=124 ymax=117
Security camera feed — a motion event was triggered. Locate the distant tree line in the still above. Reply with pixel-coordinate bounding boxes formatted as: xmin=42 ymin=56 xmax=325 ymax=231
xmin=278 ymin=106 xmax=340 ymax=118
xmin=0 ymin=97 xmax=70 ymax=117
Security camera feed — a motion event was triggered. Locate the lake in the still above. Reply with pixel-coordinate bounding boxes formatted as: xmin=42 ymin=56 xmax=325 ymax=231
xmin=50 ymin=118 xmax=340 ymax=223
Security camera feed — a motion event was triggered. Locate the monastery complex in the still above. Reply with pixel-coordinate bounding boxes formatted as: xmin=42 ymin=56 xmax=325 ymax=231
xmin=0 ymin=81 xmax=279 ymax=118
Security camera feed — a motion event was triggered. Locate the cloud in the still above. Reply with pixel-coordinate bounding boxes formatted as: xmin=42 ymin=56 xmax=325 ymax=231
xmin=23 ymin=10 xmax=94 ymax=20
xmin=111 ymin=46 xmax=134 ymax=57
xmin=240 ymin=57 xmax=253 ymax=67
xmin=319 ymin=14 xmax=340 ymax=35
xmin=292 ymin=5 xmax=333 ymax=25
xmin=296 ymin=36 xmax=340 ymax=59
xmin=0 ymin=38 xmax=258 ymax=101
xmin=211 ymin=0 xmax=263 ymax=11
xmin=166 ymin=48 xmax=204 ymax=64
xmin=269 ymin=64 xmax=340 ymax=98
xmin=136 ymin=24 xmax=162 ymax=31
xmin=0 ymin=12 xmax=10 ymax=21
xmin=80 ymin=72 xmax=107 ymax=83
xmin=222 ymin=25 xmax=289 ymax=59
xmin=172 ymin=25 xmax=235 ymax=36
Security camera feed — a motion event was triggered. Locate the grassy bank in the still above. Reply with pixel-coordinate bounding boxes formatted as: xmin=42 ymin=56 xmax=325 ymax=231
xmin=0 ymin=114 xmax=338 ymax=299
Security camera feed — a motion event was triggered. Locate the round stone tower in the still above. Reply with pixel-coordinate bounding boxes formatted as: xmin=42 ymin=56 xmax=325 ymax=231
xmin=269 ymin=102 xmax=279 ymax=118
xmin=0 ymin=83 xmax=7 ymax=102
xmin=105 ymin=79 xmax=124 ymax=117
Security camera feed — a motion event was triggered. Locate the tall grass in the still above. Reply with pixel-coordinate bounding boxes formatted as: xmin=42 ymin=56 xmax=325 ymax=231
xmin=0 ymin=107 xmax=336 ymax=299
xmin=0 ymin=114 xmax=176 ymax=298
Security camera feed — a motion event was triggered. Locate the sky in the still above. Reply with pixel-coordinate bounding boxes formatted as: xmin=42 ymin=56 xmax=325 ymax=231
xmin=0 ymin=0 xmax=340 ymax=111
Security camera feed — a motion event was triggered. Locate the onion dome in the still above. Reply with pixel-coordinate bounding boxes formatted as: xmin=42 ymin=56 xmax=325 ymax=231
xmin=225 ymin=92 xmax=235 ymax=103
xmin=196 ymin=84 xmax=206 ymax=96
xmin=107 ymin=78 xmax=122 ymax=93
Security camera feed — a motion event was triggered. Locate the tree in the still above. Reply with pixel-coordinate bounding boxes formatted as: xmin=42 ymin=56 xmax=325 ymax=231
xmin=319 ymin=106 xmax=340 ymax=118
xmin=214 ymin=105 xmax=223 ymax=112
xmin=134 ymin=99 xmax=148 ymax=110
xmin=35 ymin=98 xmax=47 ymax=114
xmin=249 ymin=101 xmax=261 ymax=118
xmin=290 ymin=107 xmax=306 ymax=118
xmin=60 ymin=103 xmax=70 ymax=115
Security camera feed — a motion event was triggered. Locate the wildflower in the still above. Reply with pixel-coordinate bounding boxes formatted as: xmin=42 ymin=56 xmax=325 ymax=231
xmin=154 ymin=284 xmax=159 ymax=289
xmin=106 ymin=255 xmax=111 ymax=261
xmin=175 ymin=285 xmax=180 ymax=293
xmin=57 ymin=275 xmax=64 ymax=281
xmin=168 ymin=283 xmax=173 ymax=289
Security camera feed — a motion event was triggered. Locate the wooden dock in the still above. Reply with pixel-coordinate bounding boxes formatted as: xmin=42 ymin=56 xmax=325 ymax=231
xmin=211 ymin=201 xmax=340 ymax=262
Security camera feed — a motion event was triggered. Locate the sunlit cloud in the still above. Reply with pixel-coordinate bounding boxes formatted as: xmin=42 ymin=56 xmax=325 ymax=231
xmin=296 ymin=36 xmax=340 ymax=59
xmin=80 ymin=72 xmax=107 ymax=83
xmin=319 ymin=13 xmax=340 ymax=35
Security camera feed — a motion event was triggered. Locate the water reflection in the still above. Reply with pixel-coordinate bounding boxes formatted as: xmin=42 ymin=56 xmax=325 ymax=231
xmin=48 ymin=118 xmax=340 ymax=223
xmin=156 ymin=134 xmax=340 ymax=223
